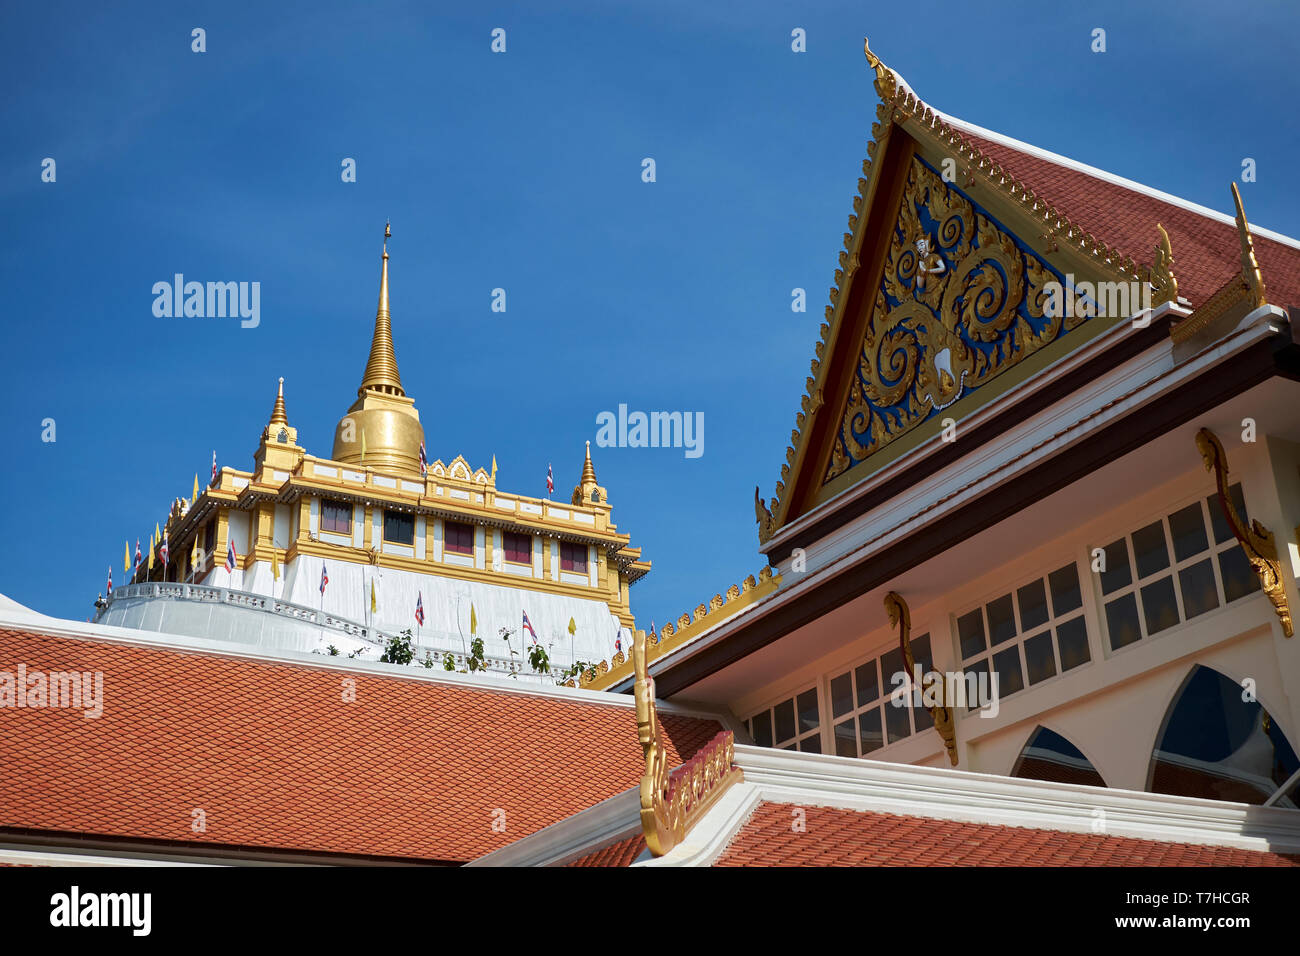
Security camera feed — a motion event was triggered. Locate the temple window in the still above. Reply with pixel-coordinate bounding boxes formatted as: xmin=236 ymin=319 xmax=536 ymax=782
xmin=956 ymin=562 xmax=1090 ymax=709
xmin=1097 ymin=484 xmax=1258 ymax=653
xmin=828 ymin=634 xmax=935 ymax=757
xmin=746 ymin=687 xmax=821 ymax=753
xmin=321 ymin=499 xmax=352 ymax=534
xmin=503 ymin=531 xmax=531 ymax=564
xmin=560 ymin=541 xmax=587 ymax=573
xmin=383 ymin=510 xmax=414 ymax=545
xmin=444 ymin=520 xmax=474 ymax=555
xmin=1149 ymin=665 xmax=1298 ymax=808
xmin=1012 ymin=726 xmax=1106 ymax=787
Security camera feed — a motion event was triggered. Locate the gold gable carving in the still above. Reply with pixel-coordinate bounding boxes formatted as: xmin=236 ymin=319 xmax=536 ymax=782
xmin=824 ymin=156 xmax=1070 ymax=483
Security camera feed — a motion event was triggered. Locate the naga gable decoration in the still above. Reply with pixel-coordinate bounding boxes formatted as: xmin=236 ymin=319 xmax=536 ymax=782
xmin=634 ymin=627 xmax=744 ymax=856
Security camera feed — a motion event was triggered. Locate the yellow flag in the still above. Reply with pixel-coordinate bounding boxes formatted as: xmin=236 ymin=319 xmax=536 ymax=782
xmin=148 ymin=534 xmax=155 ymax=570
xmin=370 ymin=578 xmax=377 ymax=612
xmin=470 ymin=603 xmax=477 ymax=636
xmin=193 ymin=473 xmax=199 ymax=502
xmin=567 ymin=617 xmax=576 ymax=636
xmin=271 ymin=548 xmax=280 ymax=581
xmin=124 ymin=541 xmax=130 ymax=573
xmin=361 ymin=428 xmax=367 ymax=463
xmin=155 ymin=522 xmax=161 ymax=544
xmin=191 ymin=539 xmax=199 ymax=571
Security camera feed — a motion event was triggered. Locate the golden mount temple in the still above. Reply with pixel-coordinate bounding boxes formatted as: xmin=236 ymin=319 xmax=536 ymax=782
xmin=96 ymin=223 xmax=651 ymax=679
xmin=4 ymin=37 xmax=1300 ymax=867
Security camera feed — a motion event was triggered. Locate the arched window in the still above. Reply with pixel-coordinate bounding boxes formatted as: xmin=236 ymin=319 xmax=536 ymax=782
xmin=1011 ymin=727 xmax=1106 ymax=787
xmin=1148 ymin=665 xmax=1299 ymax=808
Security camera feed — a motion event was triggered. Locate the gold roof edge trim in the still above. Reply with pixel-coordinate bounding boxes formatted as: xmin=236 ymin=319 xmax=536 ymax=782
xmin=634 ymin=626 xmax=743 ymax=857
xmin=759 ymin=35 xmax=1156 ymax=544
xmin=569 ymin=566 xmax=780 ymax=691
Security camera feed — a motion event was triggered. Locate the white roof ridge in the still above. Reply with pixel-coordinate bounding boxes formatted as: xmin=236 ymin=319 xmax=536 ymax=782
xmin=935 ymin=110 xmax=1300 ymax=253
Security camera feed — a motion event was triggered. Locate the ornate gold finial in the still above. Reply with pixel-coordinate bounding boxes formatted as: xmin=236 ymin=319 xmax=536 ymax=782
xmin=358 ymin=222 xmax=405 ymax=398
xmin=634 ymin=627 xmax=743 ymax=856
xmin=581 ymin=440 xmax=597 ymax=486
xmin=885 ymin=591 xmax=958 ymax=764
xmin=1150 ymin=224 xmax=1179 ymax=307
xmin=862 ymin=36 xmax=897 ymax=100
xmin=754 ymin=487 xmax=775 ymax=544
xmin=269 ymin=376 xmax=288 ymax=426
xmin=1230 ymin=184 xmax=1267 ymax=309
xmin=1195 ymin=428 xmax=1291 ymax=637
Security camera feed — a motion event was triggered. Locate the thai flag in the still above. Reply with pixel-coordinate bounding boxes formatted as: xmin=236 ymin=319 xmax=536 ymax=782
xmin=320 ymin=563 xmax=329 ymax=595
xmin=225 ymin=535 xmax=237 ymax=573
xmin=107 ymin=566 xmax=112 ymax=595
xmin=419 ymin=441 xmax=428 ymax=477
xmin=615 ymin=634 xmax=622 ymax=654
xmin=211 ymin=450 xmax=217 ymax=486
xmin=415 ymin=592 xmax=425 ymax=626
xmin=522 ymin=610 xmax=538 ymax=644
xmin=134 ymin=539 xmax=142 ymax=575
xmin=546 ymin=463 xmax=553 ymax=495
xmin=160 ymin=531 xmax=169 ymax=566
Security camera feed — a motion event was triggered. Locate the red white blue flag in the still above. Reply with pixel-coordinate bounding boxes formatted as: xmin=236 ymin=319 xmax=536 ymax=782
xmin=546 ymin=464 xmax=553 ymax=495
xmin=160 ymin=531 xmax=169 ymax=566
xmin=225 ymin=535 xmax=237 ymax=573
xmin=522 ymin=610 xmax=538 ymax=644
xmin=134 ymin=539 xmax=142 ymax=575
xmin=211 ymin=450 xmax=217 ymax=486
xmin=415 ymin=592 xmax=425 ymax=626
xmin=107 ymin=566 xmax=112 ymax=595
xmin=419 ymin=441 xmax=428 ymax=477
xmin=320 ymin=563 xmax=329 ymax=594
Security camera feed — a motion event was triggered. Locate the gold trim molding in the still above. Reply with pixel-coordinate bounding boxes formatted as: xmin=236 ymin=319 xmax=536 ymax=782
xmin=1195 ymin=428 xmax=1292 ymax=637
xmin=634 ymin=627 xmax=743 ymax=856
xmin=885 ymin=591 xmax=958 ymax=764
xmin=573 ymin=567 xmax=781 ymax=690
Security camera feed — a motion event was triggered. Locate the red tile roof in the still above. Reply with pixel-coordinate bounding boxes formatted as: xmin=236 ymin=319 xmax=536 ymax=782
xmin=955 ymin=127 xmax=1300 ymax=308
xmin=715 ymin=803 xmax=1300 ymax=867
xmin=0 ymin=628 xmax=721 ymax=863
xmin=565 ymin=832 xmax=646 ymax=867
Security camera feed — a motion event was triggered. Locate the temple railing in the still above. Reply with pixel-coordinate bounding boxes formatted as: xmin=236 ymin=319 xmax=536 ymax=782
xmin=100 ymin=583 xmax=531 ymax=678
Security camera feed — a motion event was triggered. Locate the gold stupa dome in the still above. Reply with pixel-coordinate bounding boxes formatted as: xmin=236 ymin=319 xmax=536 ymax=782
xmin=331 ymin=223 xmax=426 ymax=475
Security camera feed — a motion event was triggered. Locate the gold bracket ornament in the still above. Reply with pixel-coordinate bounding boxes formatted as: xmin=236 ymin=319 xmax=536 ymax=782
xmin=634 ymin=628 xmax=744 ymax=856
xmin=1196 ymin=428 xmax=1292 ymax=637
xmin=885 ymin=591 xmax=958 ymax=764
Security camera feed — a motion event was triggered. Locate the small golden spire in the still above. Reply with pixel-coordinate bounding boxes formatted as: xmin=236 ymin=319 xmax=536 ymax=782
xmin=1150 ymin=224 xmax=1178 ymax=307
xmin=581 ymin=439 xmax=597 ymax=486
xmin=358 ymin=221 xmax=405 ymax=397
xmin=269 ymin=376 xmax=289 ymax=426
xmin=1230 ymin=184 xmax=1267 ymax=308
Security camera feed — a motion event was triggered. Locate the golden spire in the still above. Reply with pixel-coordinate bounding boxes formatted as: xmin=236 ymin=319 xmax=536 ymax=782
xmin=358 ymin=221 xmax=405 ymax=397
xmin=581 ymin=440 xmax=597 ymax=486
xmin=269 ymin=376 xmax=288 ymax=426
xmin=1230 ymin=184 xmax=1268 ymax=308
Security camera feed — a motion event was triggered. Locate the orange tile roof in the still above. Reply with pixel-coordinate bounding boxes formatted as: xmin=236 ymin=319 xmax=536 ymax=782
xmin=715 ymin=803 xmax=1300 ymax=867
xmin=0 ymin=628 xmax=721 ymax=863
xmin=956 ymin=128 xmax=1300 ymax=308
xmin=565 ymin=832 xmax=646 ymax=867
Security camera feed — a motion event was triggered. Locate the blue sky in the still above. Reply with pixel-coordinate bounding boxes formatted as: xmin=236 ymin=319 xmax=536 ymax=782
xmin=2 ymin=0 xmax=1297 ymax=625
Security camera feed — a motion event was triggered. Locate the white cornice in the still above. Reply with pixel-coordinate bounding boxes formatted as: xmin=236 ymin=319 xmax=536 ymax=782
xmin=466 ymin=788 xmax=644 ymax=868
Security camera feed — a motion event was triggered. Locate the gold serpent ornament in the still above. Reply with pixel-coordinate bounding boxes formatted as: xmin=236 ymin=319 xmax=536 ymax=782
xmin=634 ymin=628 xmax=744 ymax=856
xmin=1195 ymin=428 xmax=1291 ymax=637
xmin=885 ymin=591 xmax=958 ymax=764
